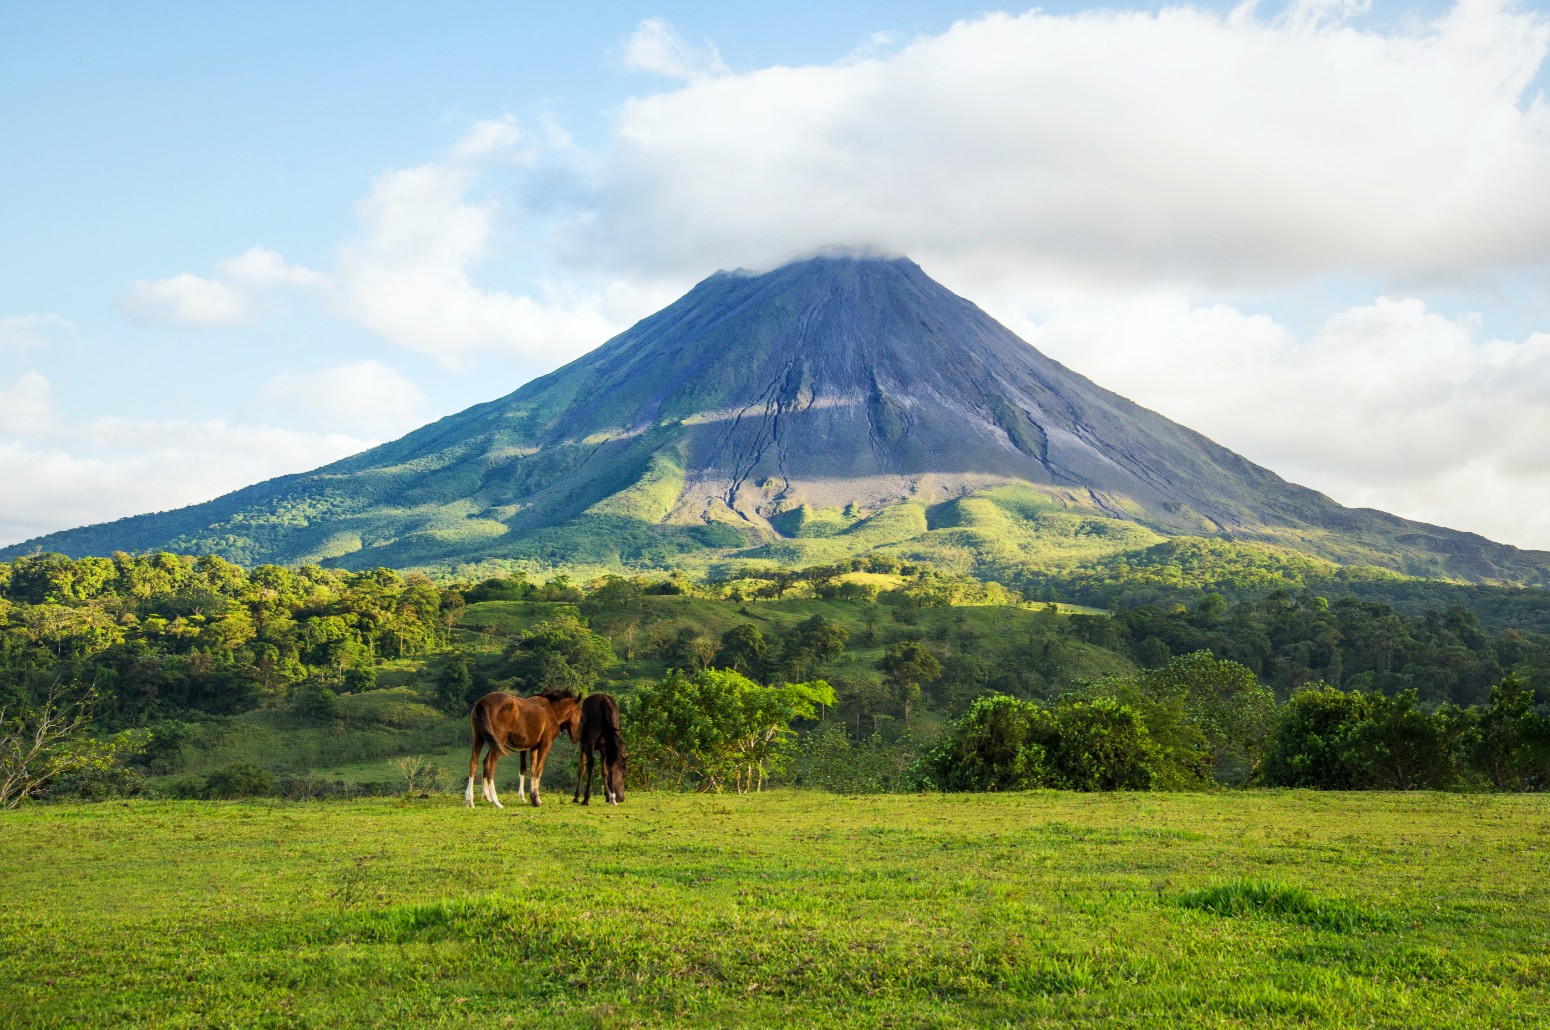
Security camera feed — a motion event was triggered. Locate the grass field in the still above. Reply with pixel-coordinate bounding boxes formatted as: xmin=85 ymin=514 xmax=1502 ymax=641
xmin=3 ymin=791 xmax=1547 ymax=1028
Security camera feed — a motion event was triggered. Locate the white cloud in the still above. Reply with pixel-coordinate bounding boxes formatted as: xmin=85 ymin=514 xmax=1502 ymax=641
xmin=622 ymin=18 xmax=729 ymax=81
xmin=125 ymin=272 xmax=251 ymax=325
xmin=0 ymin=372 xmax=55 ymax=436
xmin=571 ymin=2 xmax=1550 ymax=293
xmin=335 ymin=119 xmax=637 ymax=367
xmin=125 ymin=248 xmax=324 ymax=325
xmin=1020 ymin=293 xmax=1550 ymax=549
xmin=0 ymin=420 xmax=371 ymax=548
xmin=262 ymin=360 xmax=426 ymax=436
xmin=0 ymin=314 xmax=76 ymax=352
xmin=218 ymin=245 xmax=326 ymax=289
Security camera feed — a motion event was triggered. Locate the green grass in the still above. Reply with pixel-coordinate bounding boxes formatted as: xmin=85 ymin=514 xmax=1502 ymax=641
xmin=3 ymin=791 xmax=1547 ymax=1027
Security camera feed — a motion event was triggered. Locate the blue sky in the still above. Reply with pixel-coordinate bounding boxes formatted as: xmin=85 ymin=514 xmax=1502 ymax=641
xmin=3 ymin=0 xmax=1549 ymax=551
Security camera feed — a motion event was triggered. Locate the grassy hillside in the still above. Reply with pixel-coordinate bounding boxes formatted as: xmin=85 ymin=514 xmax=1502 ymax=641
xmin=141 ymin=591 xmax=1134 ymax=792
xmin=3 ymin=791 xmax=1546 ymax=1027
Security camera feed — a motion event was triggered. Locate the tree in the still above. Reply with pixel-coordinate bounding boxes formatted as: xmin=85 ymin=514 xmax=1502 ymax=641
xmin=1141 ymin=651 xmax=1275 ymax=785
xmin=715 ymin=624 xmax=773 ymax=681
xmin=1260 ymin=684 xmax=1367 ymax=789
xmin=918 ymin=692 xmax=1159 ymax=792
xmin=658 ymin=626 xmax=717 ymax=673
xmin=624 ymin=668 xmax=834 ymax=793
xmin=1046 ymin=696 xmax=1160 ymax=791
xmin=918 ymin=694 xmax=1054 ymax=792
xmin=877 ymin=641 xmax=940 ymax=722
xmin=1473 ymin=673 xmax=1550 ymax=790
xmin=1 ymin=686 xmax=143 ymax=808
xmin=500 ymin=616 xmax=616 ymax=692
xmin=435 ymin=658 xmax=475 ymax=714
xmin=780 ymin=615 xmax=849 ymax=681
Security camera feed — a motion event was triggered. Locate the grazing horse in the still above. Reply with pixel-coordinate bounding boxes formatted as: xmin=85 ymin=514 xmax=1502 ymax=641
xmin=465 ymin=689 xmax=580 ymax=808
xmin=573 ymin=692 xmax=626 ymax=806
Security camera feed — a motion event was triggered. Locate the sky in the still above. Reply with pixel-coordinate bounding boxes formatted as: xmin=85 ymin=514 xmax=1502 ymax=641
xmin=3 ymin=0 xmax=1550 ymax=552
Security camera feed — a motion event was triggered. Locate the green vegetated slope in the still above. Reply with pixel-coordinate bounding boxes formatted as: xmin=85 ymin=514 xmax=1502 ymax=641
xmin=2 ymin=791 xmax=1547 ymax=1028
xmin=6 ymin=256 xmax=1548 ymax=590
xmin=7 ymin=548 xmax=1550 ymax=801
xmin=146 ymin=590 xmax=1135 ymax=791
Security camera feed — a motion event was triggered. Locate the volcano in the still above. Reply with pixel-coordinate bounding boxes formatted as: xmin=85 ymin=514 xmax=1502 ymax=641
xmin=6 ymin=254 xmax=1548 ymax=584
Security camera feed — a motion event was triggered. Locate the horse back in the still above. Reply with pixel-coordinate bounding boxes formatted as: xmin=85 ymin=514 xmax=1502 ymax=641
xmin=580 ymin=693 xmax=623 ymax=755
xmin=472 ymin=691 xmax=556 ymax=752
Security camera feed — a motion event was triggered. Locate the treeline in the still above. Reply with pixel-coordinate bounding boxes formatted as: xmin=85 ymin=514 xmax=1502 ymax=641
xmin=0 ymin=551 xmax=454 ymax=727
xmin=1017 ymin=537 xmax=1550 ymax=635
xmin=911 ymin=657 xmax=1549 ymax=794
xmin=6 ymin=551 xmax=1550 ymax=801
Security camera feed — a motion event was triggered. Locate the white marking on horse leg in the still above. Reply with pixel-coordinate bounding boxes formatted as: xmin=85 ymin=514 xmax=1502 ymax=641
xmin=517 ymin=763 xmax=527 ymax=802
xmin=531 ymin=775 xmax=542 ymax=807
xmin=490 ymin=781 xmax=503 ymax=808
xmin=465 ymin=776 xmax=475 ymax=807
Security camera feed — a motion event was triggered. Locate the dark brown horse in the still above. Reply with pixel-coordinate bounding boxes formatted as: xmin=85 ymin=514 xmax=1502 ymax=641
xmin=465 ymin=689 xmax=581 ymax=808
xmin=573 ymin=692 xmax=626 ymax=806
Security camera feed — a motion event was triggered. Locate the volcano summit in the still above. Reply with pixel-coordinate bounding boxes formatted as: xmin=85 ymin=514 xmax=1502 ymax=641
xmin=6 ymin=255 xmax=1547 ymax=584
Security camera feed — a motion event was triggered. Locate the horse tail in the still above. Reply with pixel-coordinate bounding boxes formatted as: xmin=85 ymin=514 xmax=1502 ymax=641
xmin=474 ymin=699 xmax=511 ymax=757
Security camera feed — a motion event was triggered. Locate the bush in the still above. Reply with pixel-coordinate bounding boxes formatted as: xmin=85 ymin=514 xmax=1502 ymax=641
xmin=917 ymin=693 xmax=1160 ymax=792
xmin=1262 ymin=684 xmax=1471 ymax=790
xmin=625 ymin=668 xmax=834 ymax=793
xmin=917 ymin=695 xmax=1054 ymax=792
xmin=291 ymin=683 xmax=341 ymax=723
xmin=789 ymin=724 xmax=920 ymax=793
xmin=1045 ymin=696 xmax=1160 ymax=791
xmin=204 ymin=761 xmax=275 ymax=799
xmin=50 ymin=762 xmax=147 ymax=801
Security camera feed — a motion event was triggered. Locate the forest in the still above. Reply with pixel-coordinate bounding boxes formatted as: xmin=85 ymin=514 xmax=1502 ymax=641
xmin=2 ymin=550 xmax=1549 ymax=804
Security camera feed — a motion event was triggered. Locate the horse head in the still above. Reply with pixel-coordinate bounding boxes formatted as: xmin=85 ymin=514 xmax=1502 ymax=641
xmin=537 ymin=688 xmax=582 ymax=740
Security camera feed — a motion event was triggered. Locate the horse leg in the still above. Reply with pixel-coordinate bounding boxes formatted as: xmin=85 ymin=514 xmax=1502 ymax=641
xmin=466 ymin=736 xmax=482 ymax=808
xmin=581 ymin=749 xmax=595 ymax=805
xmin=602 ymin=752 xmax=615 ymax=805
xmin=530 ymin=740 xmax=551 ymax=807
xmin=517 ymin=751 xmax=528 ymax=803
xmin=484 ymin=749 xmax=503 ymax=808
xmin=574 ymin=745 xmax=586 ymax=804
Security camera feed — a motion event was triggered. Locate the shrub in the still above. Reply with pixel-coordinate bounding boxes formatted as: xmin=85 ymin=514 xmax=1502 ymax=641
xmin=204 ymin=761 xmax=275 ymax=799
xmin=917 ymin=693 xmax=1160 ymax=792
xmin=1046 ymin=696 xmax=1160 ymax=791
xmin=790 ymin=724 xmax=921 ymax=794
xmin=624 ymin=668 xmax=835 ymax=793
xmin=917 ymin=694 xmax=1054 ymax=792
xmin=1262 ymin=684 xmax=1471 ymax=790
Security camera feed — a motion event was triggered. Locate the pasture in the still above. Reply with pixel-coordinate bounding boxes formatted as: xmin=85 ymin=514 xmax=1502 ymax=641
xmin=2 ymin=790 xmax=1548 ymax=1028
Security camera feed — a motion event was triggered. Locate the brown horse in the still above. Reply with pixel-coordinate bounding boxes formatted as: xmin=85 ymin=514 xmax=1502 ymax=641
xmin=465 ymin=689 xmax=581 ymax=808
xmin=573 ymin=692 xmax=626 ymax=806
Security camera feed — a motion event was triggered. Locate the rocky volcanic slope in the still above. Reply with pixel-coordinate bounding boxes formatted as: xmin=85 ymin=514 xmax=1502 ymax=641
xmin=5 ymin=255 xmax=1547 ymax=585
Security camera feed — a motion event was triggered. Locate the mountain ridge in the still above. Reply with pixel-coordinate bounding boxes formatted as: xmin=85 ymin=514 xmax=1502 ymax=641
xmin=5 ymin=255 xmax=1548 ymax=586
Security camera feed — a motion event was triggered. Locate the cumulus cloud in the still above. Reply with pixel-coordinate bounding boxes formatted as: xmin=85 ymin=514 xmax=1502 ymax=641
xmin=0 ymin=372 xmax=55 ymax=436
xmin=0 ymin=420 xmax=371 ymax=548
xmin=262 ymin=360 xmax=427 ymax=436
xmin=125 ymin=272 xmax=252 ymax=325
xmin=125 ymin=247 xmax=324 ymax=325
xmin=1020 ymin=293 xmax=1550 ymax=549
xmin=572 ymin=1 xmax=1550 ymax=293
xmin=0 ymin=314 xmax=76 ymax=352
xmin=335 ymin=118 xmax=639 ymax=367
xmin=622 ymin=18 xmax=729 ymax=81
xmin=218 ymin=245 xmax=327 ymax=289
